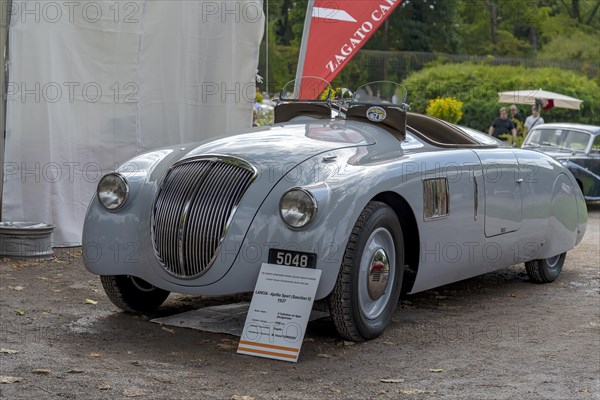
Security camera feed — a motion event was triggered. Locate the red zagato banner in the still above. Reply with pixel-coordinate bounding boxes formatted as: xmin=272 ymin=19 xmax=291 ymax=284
xmin=296 ymin=0 xmax=403 ymax=98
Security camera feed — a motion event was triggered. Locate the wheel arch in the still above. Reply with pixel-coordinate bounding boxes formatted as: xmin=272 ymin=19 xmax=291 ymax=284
xmin=541 ymin=173 xmax=580 ymax=259
xmin=371 ymin=191 xmax=420 ymax=294
xmin=574 ymin=177 xmax=584 ymax=193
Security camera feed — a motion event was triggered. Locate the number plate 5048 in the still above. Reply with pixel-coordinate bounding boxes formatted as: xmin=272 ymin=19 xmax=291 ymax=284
xmin=267 ymin=249 xmax=317 ymax=269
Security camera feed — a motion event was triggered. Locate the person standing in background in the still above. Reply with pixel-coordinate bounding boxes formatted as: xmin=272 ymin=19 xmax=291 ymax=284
xmin=524 ymin=106 xmax=545 ymax=135
xmin=510 ymin=104 xmax=525 ymax=137
xmin=489 ymin=107 xmax=517 ymax=141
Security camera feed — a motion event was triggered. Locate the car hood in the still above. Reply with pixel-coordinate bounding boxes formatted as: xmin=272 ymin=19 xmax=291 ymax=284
xmin=180 ymin=120 xmax=375 ymax=169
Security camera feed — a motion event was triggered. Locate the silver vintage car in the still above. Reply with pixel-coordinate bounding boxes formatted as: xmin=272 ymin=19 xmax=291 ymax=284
xmin=83 ymin=81 xmax=587 ymax=341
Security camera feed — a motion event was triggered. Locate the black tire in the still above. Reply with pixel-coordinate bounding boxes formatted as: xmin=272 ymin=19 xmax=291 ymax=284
xmin=525 ymin=253 xmax=566 ymax=284
xmin=100 ymin=275 xmax=170 ymax=313
xmin=328 ymin=201 xmax=404 ymax=341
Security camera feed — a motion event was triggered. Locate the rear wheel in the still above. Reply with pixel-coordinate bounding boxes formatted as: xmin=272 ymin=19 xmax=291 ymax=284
xmin=100 ymin=275 xmax=170 ymax=313
xmin=328 ymin=202 xmax=404 ymax=341
xmin=525 ymin=253 xmax=566 ymax=283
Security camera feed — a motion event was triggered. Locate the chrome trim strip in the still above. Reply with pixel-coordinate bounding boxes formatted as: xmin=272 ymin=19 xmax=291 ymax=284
xmin=473 ymin=172 xmax=478 ymax=221
xmin=174 ymin=154 xmax=257 ymax=176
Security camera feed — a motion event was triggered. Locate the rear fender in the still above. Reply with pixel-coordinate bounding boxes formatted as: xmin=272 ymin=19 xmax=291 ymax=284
xmin=541 ymin=173 xmax=585 ymax=258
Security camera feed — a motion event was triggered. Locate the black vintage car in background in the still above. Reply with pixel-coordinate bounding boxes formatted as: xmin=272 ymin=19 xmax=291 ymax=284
xmin=523 ymin=123 xmax=600 ymax=201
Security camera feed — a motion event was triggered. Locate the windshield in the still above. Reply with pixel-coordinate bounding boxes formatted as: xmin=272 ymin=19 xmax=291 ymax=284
xmin=524 ymin=128 xmax=592 ymax=152
xmin=279 ymin=77 xmax=332 ymax=101
xmin=351 ymin=81 xmax=407 ymax=105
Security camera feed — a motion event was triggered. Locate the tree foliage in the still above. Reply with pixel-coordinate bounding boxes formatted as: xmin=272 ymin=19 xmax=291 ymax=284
xmin=455 ymin=0 xmax=600 ymax=59
xmin=366 ymin=0 xmax=463 ymax=53
xmin=259 ymin=0 xmax=599 ymax=93
xmin=401 ymin=63 xmax=600 ymax=130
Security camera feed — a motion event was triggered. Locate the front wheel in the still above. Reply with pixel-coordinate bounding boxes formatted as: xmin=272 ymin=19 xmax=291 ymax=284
xmin=100 ymin=275 xmax=170 ymax=313
xmin=328 ymin=202 xmax=404 ymax=341
xmin=525 ymin=253 xmax=566 ymax=283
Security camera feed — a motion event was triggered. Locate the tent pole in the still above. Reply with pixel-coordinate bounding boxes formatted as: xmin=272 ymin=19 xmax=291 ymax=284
xmin=294 ymin=0 xmax=315 ymax=98
xmin=0 ymin=0 xmax=11 ymax=221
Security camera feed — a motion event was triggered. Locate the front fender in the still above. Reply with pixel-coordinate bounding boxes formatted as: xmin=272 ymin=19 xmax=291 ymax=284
xmin=230 ymin=147 xmax=422 ymax=299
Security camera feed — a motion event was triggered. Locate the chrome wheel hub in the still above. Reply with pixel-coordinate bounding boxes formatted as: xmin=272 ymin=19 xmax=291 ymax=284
xmin=358 ymin=228 xmax=396 ymax=320
xmin=367 ymin=249 xmax=390 ymax=300
xmin=546 ymin=254 xmax=561 ymax=268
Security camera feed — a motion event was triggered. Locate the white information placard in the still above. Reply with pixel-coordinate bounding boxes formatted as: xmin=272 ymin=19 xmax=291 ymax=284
xmin=237 ymin=263 xmax=322 ymax=362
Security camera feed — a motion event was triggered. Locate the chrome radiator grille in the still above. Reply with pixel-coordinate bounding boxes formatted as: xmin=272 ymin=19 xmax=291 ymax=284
xmin=152 ymin=157 xmax=256 ymax=278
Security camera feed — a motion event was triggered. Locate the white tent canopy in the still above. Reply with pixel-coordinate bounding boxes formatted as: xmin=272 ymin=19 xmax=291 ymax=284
xmin=2 ymin=1 xmax=265 ymax=245
xmin=498 ymin=89 xmax=583 ymax=110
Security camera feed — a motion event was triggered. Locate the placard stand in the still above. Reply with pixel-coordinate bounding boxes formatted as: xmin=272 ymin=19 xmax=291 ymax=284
xmin=237 ymin=263 xmax=322 ymax=362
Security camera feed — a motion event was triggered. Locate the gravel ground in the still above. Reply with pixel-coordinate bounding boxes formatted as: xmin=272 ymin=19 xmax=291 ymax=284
xmin=1 ymin=205 xmax=598 ymax=400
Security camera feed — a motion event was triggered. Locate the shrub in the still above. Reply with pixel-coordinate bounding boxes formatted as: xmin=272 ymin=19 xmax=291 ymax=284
xmin=425 ymin=97 xmax=464 ymax=124
xmin=256 ymin=108 xmax=274 ymax=126
xmin=499 ymin=134 xmax=525 ymax=148
xmin=401 ymin=63 xmax=600 ymax=131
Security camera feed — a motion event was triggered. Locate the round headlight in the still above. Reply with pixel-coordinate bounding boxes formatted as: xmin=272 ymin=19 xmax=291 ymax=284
xmin=280 ymin=188 xmax=317 ymax=229
xmin=97 ymin=173 xmax=129 ymax=211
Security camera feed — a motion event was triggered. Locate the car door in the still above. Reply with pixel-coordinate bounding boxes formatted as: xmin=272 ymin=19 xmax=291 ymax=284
xmin=585 ymin=135 xmax=600 ymax=197
xmin=587 ymin=135 xmax=600 ymax=175
xmin=474 ymin=149 xmax=523 ymax=237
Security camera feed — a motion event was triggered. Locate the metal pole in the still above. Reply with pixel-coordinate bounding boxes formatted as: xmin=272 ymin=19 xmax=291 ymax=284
xmin=265 ymin=0 xmax=269 ymax=96
xmin=294 ymin=0 xmax=315 ymax=98
xmin=0 ymin=0 xmax=12 ymax=221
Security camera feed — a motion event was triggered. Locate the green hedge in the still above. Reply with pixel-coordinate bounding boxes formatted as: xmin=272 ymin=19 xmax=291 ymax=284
xmin=401 ymin=63 xmax=600 ymax=131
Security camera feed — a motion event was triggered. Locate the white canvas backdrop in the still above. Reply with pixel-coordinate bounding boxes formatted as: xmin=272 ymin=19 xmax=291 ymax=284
xmin=3 ymin=0 xmax=264 ymax=245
